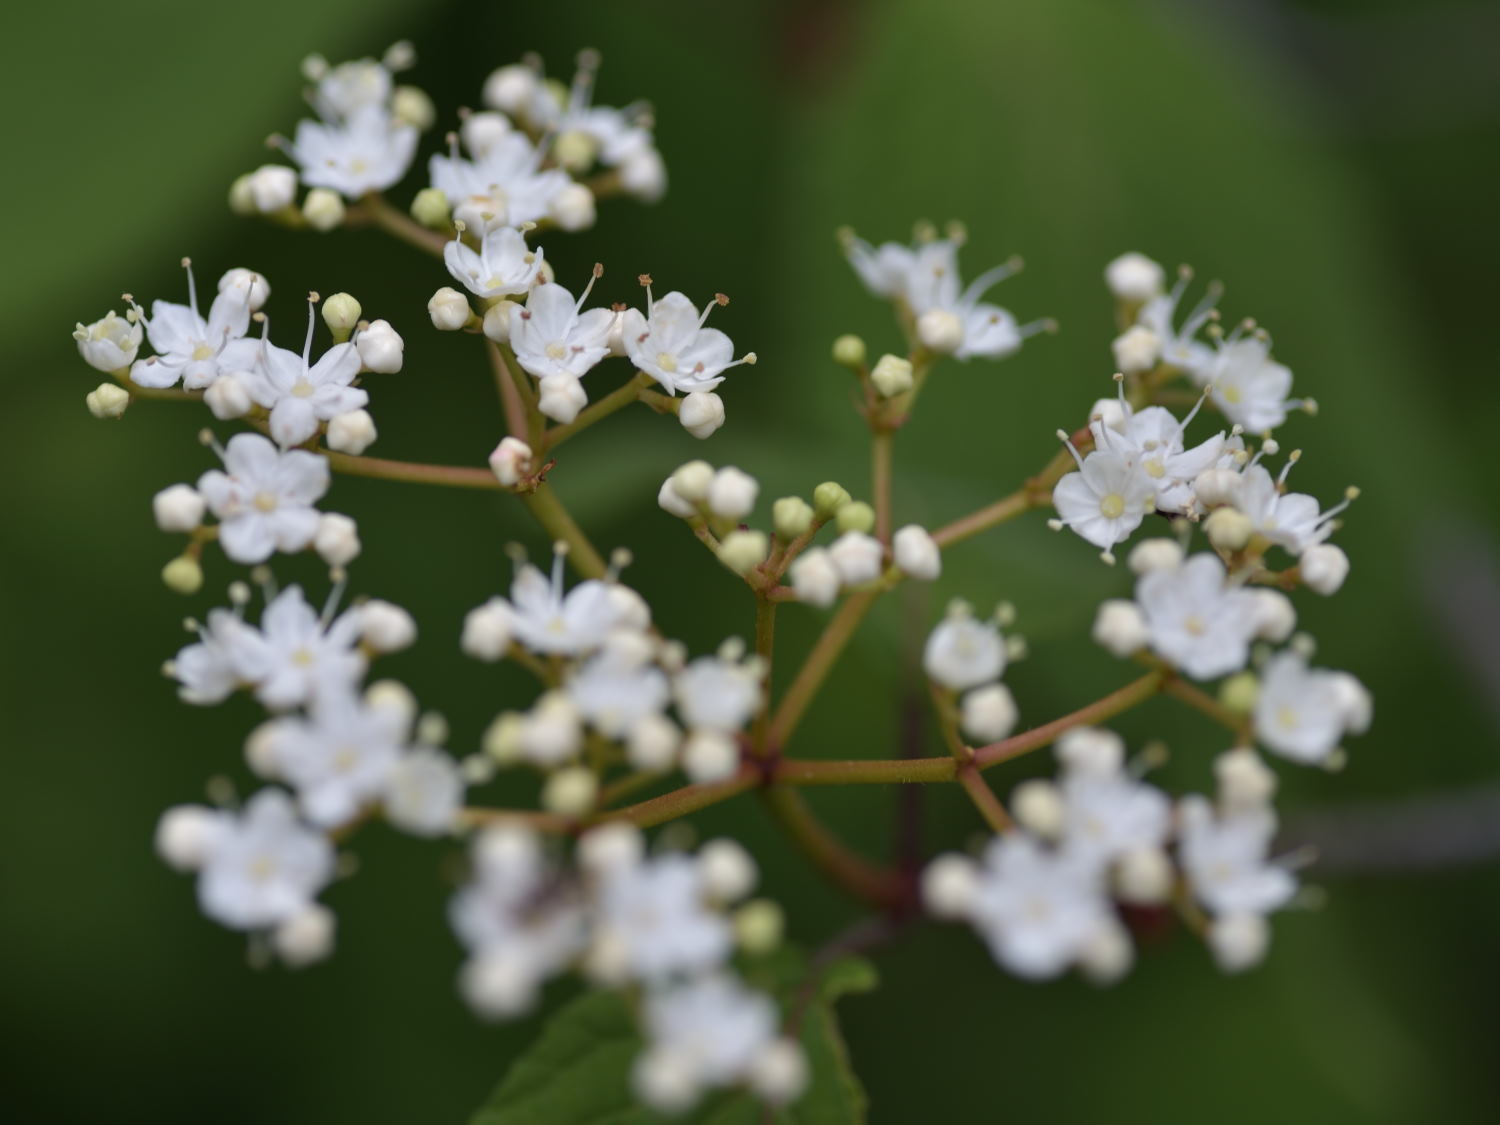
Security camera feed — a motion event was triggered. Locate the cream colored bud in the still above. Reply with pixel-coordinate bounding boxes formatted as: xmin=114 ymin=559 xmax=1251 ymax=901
xmin=697 ymin=838 xmax=757 ymax=901
xmin=488 ymin=436 xmax=532 ymax=486
xmin=358 ymin=599 xmax=417 ymax=653
xmin=626 ymin=713 xmax=680 ymax=771
xmin=1205 ymin=507 xmax=1253 ymax=552
xmin=86 ymin=383 xmax=130 ymax=419
xmin=916 ymin=309 xmax=964 ymax=354
xmin=893 ymin=525 xmax=941 ymax=580
xmin=152 ymin=484 xmax=204 ymax=533
xmin=679 ymin=390 xmax=725 ymax=439
xmin=553 ymin=129 xmax=600 ymax=172
xmin=960 ymin=683 xmax=1018 ymax=743
xmin=247 ymin=164 xmax=297 ymax=213
xmin=463 ymin=599 xmax=515 ymax=662
xmin=1078 ymin=920 xmax=1134 ymax=985
xmin=1207 ymin=912 xmax=1270 ymax=973
xmin=321 ymin=292 xmax=363 ymax=340
xmin=314 ymin=512 xmax=361 ymax=567
xmin=812 ymin=481 xmax=851 ymax=519
xmin=682 ymin=730 xmax=739 ymax=783
xmin=718 ymin=530 xmax=769 ymax=575
xmin=1250 ymin=589 xmax=1296 ymax=643
xmin=203 ymin=375 xmax=252 ymax=420
xmin=429 ymin=287 xmax=473 ymax=332
xmin=228 ymin=173 xmax=257 ymax=215
xmin=410 ymin=187 xmax=450 ymax=229
xmin=302 ymin=188 xmax=346 ymax=232
xmin=1111 ymin=325 xmax=1160 ymax=374
xmin=656 ymin=478 xmax=696 ymax=519
xmin=1092 ymin=599 xmax=1149 ymax=657
xmin=1299 ymin=544 xmax=1349 ymax=596
xmin=162 ymin=554 xmax=203 ymax=595
xmin=460 ymin=112 xmax=511 ymax=156
xmin=1114 ymin=847 xmax=1173 ymax=904
xmin=481 ymin=712 xmax=524 ymax=764
xmin=1215 ymin=747 xmax=1277 ymax=810
xmin=541 ymin=767 xmax=598 ymax=817
xmin=921 ymin=854 xmax=978 ymax=919
xmin=482 ymin=299 xmax=518 ymax=342
xmin=272 ymin=904 xmax=336 ymax=968
xmin=1012 ymin=779 xmax=1065 ymax=838
xmin=733 ymin=899 xmax=785 ymax=954
xmin=1128 ymin=538 xmax=1183 ymax=575
xmin=831 ymin=334 xmax=867 ymax=368
xmin=392 ymin=84 xmax=436 ymax=130
xmin=870 ymin=353 xmax=914 ymax=397
xmin=326 ymin=409 xmax=377 ymax=455
xmin=1219 ymin=671 xmax=1259 ymax=716
xmin=356 ymin=319 xmax=404 ymax=373
xmin=1192 ymin=468 xmax=1241 ymax=510
xmin=551 ymin=182 xmax=596 ymax=231
xmin=788 ymin=548 xmax=840 ymax=608
xmin=1104 ymin=252 xmax=1166 ymax=303
xmin=772 ymin=496 xmax=814 ymax=541
xmin=706 ymin=466 xmax=758 ymax=521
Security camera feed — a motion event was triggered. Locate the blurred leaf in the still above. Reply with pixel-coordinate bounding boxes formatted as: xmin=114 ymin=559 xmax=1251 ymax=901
xmin=470 ymin=950 xmax=877 ymax=1125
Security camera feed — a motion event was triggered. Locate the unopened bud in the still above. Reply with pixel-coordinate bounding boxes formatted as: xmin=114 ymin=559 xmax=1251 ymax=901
xmin=162 ymin=554 xmax=203 ymax=595
xmin=870 ymin=353 xmax=914 ymax=397
xmin=916 ymin=309 xmax=964 ymax=354
xmin=86 ymin=382 xmax=130 ymax=419
xmin=718 ymin=530 xmax=769 ymax=575
xmin=772 ymin=496 xmax=814 ymax=541
xmin=831 ymin=334 xmax=867 ymax=369
xmin=835 ymin=500 xmax=875 ymax=535
xmin=488 ymin=436 xmax=532 ymax=487
xmin=812 ymin=481 xmax=851 ymax=519
xmin=302 ymin=188 xmax=346 ymax=232
xmin=429 ymin=287 xmax=473 ymax=332
xmin=326 ymin=409 xmax=378 ymax=455
xmin=679 ymin=391 xmax=725 ymax=439
xmin=321 ymin=292 xmax=362 ymax=341
xmin=410 ymin=187 xmax=451 ymax=229
xmin=1204 ymin=507 xmax=1253 ymax=551
xmin=314 ymin=513 xmax=361 ymax=567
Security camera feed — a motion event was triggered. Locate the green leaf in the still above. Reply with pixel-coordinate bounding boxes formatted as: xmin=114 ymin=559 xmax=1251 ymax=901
xmin=470 ymin=950 xmax=879 ymax=1125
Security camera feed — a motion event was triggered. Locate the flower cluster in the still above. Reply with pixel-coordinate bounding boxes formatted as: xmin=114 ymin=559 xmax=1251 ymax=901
xmin=80 ymin=43 xmax=1373 ymax=1121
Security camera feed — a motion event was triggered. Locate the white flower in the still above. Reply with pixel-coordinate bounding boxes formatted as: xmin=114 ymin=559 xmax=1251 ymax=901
xmin=287 ymin=105 xmax=418 ymax=199
xmin=1057 ymin=764 xmax=1172 ymax=871
xmin=706 ymin=467 xmax=758 ymax=522
xmin=196 ymin=789 xmax=335 ymax=931
xmin=567 ymin=641 xmax=671 ymax=739
xmin=268 ymin=688 xmax=408 ymax=827
xmin=445 ymin=224 xmax=545 ymax=299
xmin=674 ymin=650 xmax=761 ymax=733
xmin=1135 ymin=553 xmax=1260 ymax=680
xmin=74 ymin=310 xmax=143 ymax=373
xmin=1091 ymin=398 xmax=1225 ymax=515
xmin=1136 ymin=274 xmax=1218 ymax=380
xmin=1050 ymin=448 xmax=1156 ymax=553
xmin=1233 ymin=464 xmax=1353 ymax=556
xmin=828 ymin=530 xmax=884 ymax=587
xmin=309 ymin=55 xmax=394 ymax=121
xmin=924 ymin=607 xmax=1005 ymax=691
xmin=358 ymin=599 xmax=417 ymax=652
xmin=355 ymin=319 xmax=404 ymax=373
xmin=966 ymin=834 xmax=1115 ymax=980
xmin=196 ymin=433 xmax=330 ymax=564
xmin=231 ymin=311 xmax=367 ymax=447
xmin=789 ymin=547 xmax=840 ymax=608
xmin=893 ymin=525 xmax=941 ymax=580
xmin=621 ymin=285 xmax=753 ymax=395
xmin=385 ymin=748 xmax=465 ymax=837
xmin=1204 ymin=336 xmax=1296 ymax=432
xmin=131 ymin=263 xmax=254 ymax=390
xmin=510 ymin=278 xmax=614 ymax=381
xmin=499 ymin=551 xmax=633 ymax=656
xmin=1253 ymin=652 xmax=1367 ymax=765
xmin=253 ymin=586 xmax=367 ymax=709
xmin=172 ymin=607 xmax=271 ymax=705
xmin=155 ymin=804 xmax=230 ymax=871
xmin=633 ymin=974 xmax=782 ymax=1112
xmin=429 ymin=131 xmax=571 ymax=231
xmin=592 ymin=852 xmax=733 ymax=981
xmin=1178 ymin=795 xmax=1297 ymax=918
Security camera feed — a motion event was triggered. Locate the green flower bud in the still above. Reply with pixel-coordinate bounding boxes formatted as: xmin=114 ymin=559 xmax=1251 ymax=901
xmin=871 ymin=353 xmax=914 ymax=398
xmin=831 ymin=334 xmax=867 ymax=369
xmin=772 ymin=496 xmax=815 ymax=541
xmin=162 ymin=554 xmax=203 ymax=596
xmin=321 ymin=293 xmax=362 ymax=342
xmin=410 ymin=187 xmax=450 ymax=230
xmin=1219 ymin=671 xmax=1259 ymax=715
xmin=733 ymin=899 xmax=785 ymax=955
xmin=718 ymin=530 xmax=769 ymax=575
xmin=812 ymin=481 xmax=851 ymax=519
xmin=835 ymin=500 xmax=876 ymax=535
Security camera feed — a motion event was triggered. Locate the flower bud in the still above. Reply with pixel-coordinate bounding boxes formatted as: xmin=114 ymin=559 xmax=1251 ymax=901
xmin=1104 ymin=252 xmax=1165 ymax=303
xmin=359 ymin=599 xmax=417 ymax=653
xmin=733 ymin=899 xmax=785 ymax=955
xmin=960 ymin=683 xmax=1018 ymax=743
xmin=429 ymin=287 xmax=472 ymax=331
xmin=482 ymin=712 xmax=524 ymax=764
xmin=541 ymin=767 xmax=598 ymax=818
xmin=302 ymin=188 xmax=346 ymax=232
xmin=831 ymin=334 xmax=867 ymax=369
xmin=550 ymin=182 xmax=596 ymax=232
xmin=1249 ymin=589 xmax=1296 ymax=643
xmin=1299 ymin=543 xmax=1349 ymax=596
xmin=1078 ymin=920 xmax=1134 ymax=985
xmin=828 ymin=530 xmax=883 ymax=587
xmin=537 ymin=373 xmax=587 ymax=424
xmin=1207 ymin=912 xmax=1269 ymax=973
xmin=392 ymin=84 xmax=435 ymax=130
xmin=460 ymin=112 xmax=511 ymax=157
xmin=812 ymin=481 xmax=851 ymax=519
xmin=718 ymin=530 xmax=769 ymax=575
xmin=1089 ymin=396 xmax=1128 ymax=433
xmin=916 ymin=309 xmax=964 ymax=354
xmin=314 ymin=512 xmax=361 ymax=567
xmin=488 ymin=436 xmax=532 ymax=486
xmin=1092 ymin=599 xmax=1148 ymax=657
xmin=218 ymin=268 xmax=271 ymax=312
xmin=626 ymin=713 xmax=680 ymax=771
xmin=682 ymin=729 xmax=739 ymax=782
xmin=577 ymin=823 xmax=645 ymax=878
xmin=272 ymin=904 xmax=336 ymax=968
xmin=656 ymin=478 xmax=697 ymax=519
xmin=365 ymin=680 xmax=417 ymax=729
xmin=75 ymin=312 xmax=142 ymax=372
xmin=1192 ymin=468 xmax=1241 ymax=510
xmin=153 ymin=484 xmax=205 ymax=533
xmin=228 ymin=173 xmax=257 ymax=215
xmin=706 ymin=467 xmax=758 ymax=521
xmin=245 ymin=719 xmax=287 ymax=778
xmin=1012 ymin=779 xmax=1065 ymax=838
xmin=697 ymin=838 xmax=757 ymax=902
xmin=1111 ymin=325 xmax=1160 ymax=375
xmin=356 ymin=319 xmax=404 ymax=373
xmin=482 ymin=299 xmax=518 ymax=342
xmin=155 ymin=805 xmax=226 ymax=871
xmin=86 ymin=382 xmax=130 ymax=419
xmin=1215 ymin=747 xmax=1277 ymax=810
xmin=1219 ymin=671 xmax=1259 ymax=716
xmin=553 ymin=129 xmax=599 ymax=172
xmin=410 ymin=187 xmax=450 ymax=229
xmin=483 ymin=64 xmax=538 ymax=113
xmin=619 ymin=147 xmax=667 ymax=203
xmin=1057 ymin=727 xmax=1125 ymax=775
xmin=1127 ymin=538 xmax=1183 ymax=575
xmin=835 ymin=500 xmax=875 ymax=535
xmin=247 ymin=164 xmax=297 ymax=213
xmin=161 ymin=554 xmax=203 ymax=595
xmin=749 ymin=1040 xmax=809 ymax=1107
xmin=326 ymin=409 xmax=378 ymax=455
xmin=679 ymin=391 xmax=725 ymax=439
xmin=519 ymin=693 xmax=583 ymax=766
xmin=1204 ymin=506 xmax=1253 ymax=551
xmin=893 ymin=525 xmax=941 ymax=580
xmin=203 ymin=374 xmax=253 ymax=420
xmin=321 ymin=292 xmax=363 ymax=341
xmin=772 ymin=496 xmax=814 ymax=541
xmin=921 ymin=854 xmax=978 ymax=919
xmin=789 ymin=548 xmax=840 ymax=608
xmin=1114 ymin=847 xmax=1173 ymax=904
xmin=462 ymin=599 xmax=515 ymax=662
xmin=870 ymin=353 xmax=914 ymax=397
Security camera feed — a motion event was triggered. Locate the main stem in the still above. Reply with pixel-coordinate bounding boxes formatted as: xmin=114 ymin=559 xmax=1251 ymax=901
xmin=872 ymin=429 xmax=894 ymax=544
xmin=520 ymin=484 xmax=609 ymax=578
xmin=765 ymin=588 xmax=881 ymax=752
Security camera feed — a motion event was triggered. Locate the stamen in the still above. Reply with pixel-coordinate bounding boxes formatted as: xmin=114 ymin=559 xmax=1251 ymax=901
xmin=321 ymin=574 xmax=347 ymax=628
xmin=1056 ymin=429 xmax=1087 ymax=471
xmin=576 ymin=262 xmax=604 ymax=309
xmin=550 ymin=542 xmax=569 ymax=597
xmin=303 ymin=292 xmax=320 ymax=365
xmin=569 ymin=47 xmax=602 ymax=115
xmin=182 ymin=257 xmax=200 ymax=321
xmin=638 ymin=273 xmax=654 ymax=314
xmin=1276 ymin=449 xmax=1302 ymax=487
xmin=959 ymin=256 xmax=1023 ymax=306
xmin=1018 ymin=318 xmax=1057 ymax=338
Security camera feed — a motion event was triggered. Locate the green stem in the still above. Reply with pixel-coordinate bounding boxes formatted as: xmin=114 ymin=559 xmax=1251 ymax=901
xmin=593 ymin=770 xmax=759 ymax=828
xmin=485 ymin=340 xmax=530 ymax=441
xmin=929 ymin=445 xmax=1076 ymax=550
xmin=872 ymin=428 xmax=894 ymax=545
xmin=957 ymin=765 xmax=1013 ymax=833
xmin=519 ymin=483 xmax=609 ymax=578
xmin=321 ymin=449 xmax=501 ymax=490
xmin=356 ymin=193 xmax=448 ymax=257
xmin=765 ymin=587 xmax=882 ymax=752
xmin=751 ymin=595 xmax=777 ymax=755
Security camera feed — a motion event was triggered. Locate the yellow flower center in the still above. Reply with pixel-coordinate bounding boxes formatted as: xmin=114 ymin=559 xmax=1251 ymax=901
xmin=1099 ymin=493 xmax=1125 ymax=519
xmin=253 ymin=491 xmax=278 ymax=512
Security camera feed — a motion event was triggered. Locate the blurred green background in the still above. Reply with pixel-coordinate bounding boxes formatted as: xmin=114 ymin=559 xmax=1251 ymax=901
xmin=5 ymin=0 xmax=1499 ymax=1120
